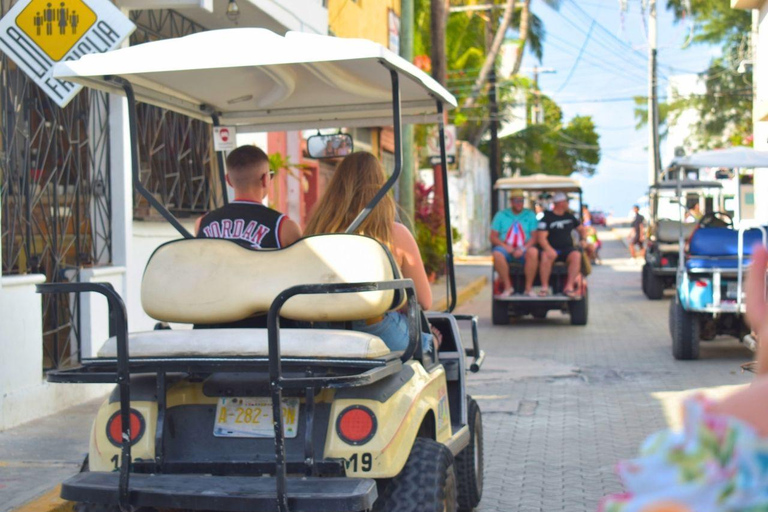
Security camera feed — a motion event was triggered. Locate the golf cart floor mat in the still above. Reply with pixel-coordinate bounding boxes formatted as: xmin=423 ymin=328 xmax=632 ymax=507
xmin=62 ymin=472 xmax=377 ymax=512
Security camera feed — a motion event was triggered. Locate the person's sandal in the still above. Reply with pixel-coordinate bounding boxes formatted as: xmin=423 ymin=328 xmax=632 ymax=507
xmin=496 ymin=288 xmax=514 ymax=298
xmin=538 ymin=287 xmax=551 ymax=297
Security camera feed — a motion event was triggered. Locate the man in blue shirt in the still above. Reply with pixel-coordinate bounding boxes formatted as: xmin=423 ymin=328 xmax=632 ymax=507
xmin=490 ymin=189 xmax=540 ymax=297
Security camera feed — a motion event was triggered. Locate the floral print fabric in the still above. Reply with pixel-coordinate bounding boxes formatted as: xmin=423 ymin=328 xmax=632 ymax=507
xmin=600 ymin=396 xmax=768 ymax=512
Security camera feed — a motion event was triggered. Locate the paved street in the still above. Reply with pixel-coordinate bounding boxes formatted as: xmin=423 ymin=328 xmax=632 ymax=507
xmin=461 ymin=230 xmax=754 ymax=511
xmin=0 ymin=230 xmax=756 ymax=512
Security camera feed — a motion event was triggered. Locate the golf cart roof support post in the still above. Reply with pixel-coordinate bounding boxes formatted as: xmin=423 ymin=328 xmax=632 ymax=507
xmin=346 ymin=65 xmax=403 ymax=234
xmin=35 ymin=282 xmax=132 ymax=507
xmin=107 ymin=76 xmax=194 ymax=239
xmin=210 ymin=113 xmax=230 ymax=207
xmin=266 ymin=279 xmax=417 ymax=511
xmin=738 ymin=225 xmax=768 ymax=311
xmin=436 ymin=101 xmax=457 ymax=313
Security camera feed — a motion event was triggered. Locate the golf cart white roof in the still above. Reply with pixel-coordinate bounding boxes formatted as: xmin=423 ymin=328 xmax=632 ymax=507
xmin=494 ymin=173 xmax=582 ymax=192
xmin=52 ymin=28 xmax=456 ymax=132
xmin=671 ymin=147 xmax=768 ymax=169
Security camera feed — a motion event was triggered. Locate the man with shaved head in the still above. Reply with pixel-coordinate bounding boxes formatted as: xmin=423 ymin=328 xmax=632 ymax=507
xmin=194 ymin=145 xmax=302 ymax=329
xmin=196 ymin=145 xmax=301 ymax=249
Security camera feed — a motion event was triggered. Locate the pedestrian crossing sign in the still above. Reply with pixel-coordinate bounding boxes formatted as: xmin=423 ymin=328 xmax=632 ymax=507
xmin=16 ymin=0 xmax=98 ymax=61
xmin=0 ymin=0 xmax=135 ymax=107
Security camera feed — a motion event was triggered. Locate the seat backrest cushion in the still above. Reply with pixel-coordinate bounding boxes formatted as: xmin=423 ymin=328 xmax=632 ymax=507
xmin=141 ymin=234 xmax=402 ymax=324
xmin=688 ymin=227 xmax=765 ymax=257
xmin=656 ymin=220 xmax=696 ymax=243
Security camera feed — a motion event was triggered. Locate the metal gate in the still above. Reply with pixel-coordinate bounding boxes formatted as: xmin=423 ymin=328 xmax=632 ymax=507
xmin=1 ymin=4 xmax=215 ymax=370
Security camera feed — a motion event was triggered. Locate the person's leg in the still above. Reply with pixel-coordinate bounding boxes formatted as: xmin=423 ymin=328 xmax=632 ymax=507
xmin=629 ymin=236 xmax=637 ymax=258
xmin=492 ymin=246 xmax=513 ymax=294
xmin=565 ymin=249 xmax=581 ymax=293
xmin=539 ymin=249 xmax=556 ymax=294
xmin=524 ymin=246 xmax=539 ymax=294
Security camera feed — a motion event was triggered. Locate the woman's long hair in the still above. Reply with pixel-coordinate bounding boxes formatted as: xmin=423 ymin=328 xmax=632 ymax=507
xmin=305 ymin=151 xmax=395 ymax=247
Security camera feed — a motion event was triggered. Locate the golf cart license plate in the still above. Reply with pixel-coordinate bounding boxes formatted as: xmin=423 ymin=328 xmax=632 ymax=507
xmin=214 ymin=397 xmax=299 ymax=438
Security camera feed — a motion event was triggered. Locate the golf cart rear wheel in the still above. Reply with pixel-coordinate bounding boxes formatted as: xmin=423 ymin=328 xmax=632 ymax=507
xmin=568 ymin=291 xmax=588 ymax=326
xmin=491 ymin=299 xmax=508 ymax=325
xmin=455 ymin=398 xmax=483 ymax=512
xmin=642 ymin=263 xmax=664 ymax=300
xmin=373 ymin=438 xmax=457 ymax=512
xmin=671 ymin=298 xmax=700 ymax=360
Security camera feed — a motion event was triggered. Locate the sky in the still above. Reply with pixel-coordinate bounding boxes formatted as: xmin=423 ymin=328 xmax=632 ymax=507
xmin=517 ymin=0 xmax=720 ymax=217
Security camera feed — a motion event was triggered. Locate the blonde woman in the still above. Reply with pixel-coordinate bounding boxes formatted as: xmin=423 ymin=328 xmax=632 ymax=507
xmin=305 ymin=151 xmax=434 ymax=353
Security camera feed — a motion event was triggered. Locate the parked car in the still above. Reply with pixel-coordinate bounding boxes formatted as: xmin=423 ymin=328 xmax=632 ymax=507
xmin=590 ymin=210 xmax=606 ymax=227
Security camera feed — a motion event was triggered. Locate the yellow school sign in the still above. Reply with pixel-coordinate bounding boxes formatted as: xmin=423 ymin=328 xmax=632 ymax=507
xmin=0 ymin=0 xmax=134 ymax=107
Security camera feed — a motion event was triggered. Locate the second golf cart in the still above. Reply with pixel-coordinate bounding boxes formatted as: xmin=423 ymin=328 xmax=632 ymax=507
xmin=38 ymin=29 xmax=485 ymax=512
xmin=491 ymin=174 xmax=589 ymax=326
xmin=642 ymin=180 xmax=724 ymax=300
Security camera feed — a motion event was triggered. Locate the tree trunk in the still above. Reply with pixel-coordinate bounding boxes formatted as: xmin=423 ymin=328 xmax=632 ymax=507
xmin=511 ymin=0 xmax=531 ymax=75
xmin=430 ymin=0 xmax=447 ymax=86
xmin=462 ymin=0 xmax=516 ymax=110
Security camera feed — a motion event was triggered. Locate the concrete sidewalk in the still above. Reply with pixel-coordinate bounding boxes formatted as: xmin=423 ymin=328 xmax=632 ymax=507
xmin=0 ymin=262 xmax=490 ymax=512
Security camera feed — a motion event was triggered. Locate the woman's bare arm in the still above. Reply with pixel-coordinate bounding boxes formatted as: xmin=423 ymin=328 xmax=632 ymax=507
xmin=392 ymin=223 xmax=433 ymax=311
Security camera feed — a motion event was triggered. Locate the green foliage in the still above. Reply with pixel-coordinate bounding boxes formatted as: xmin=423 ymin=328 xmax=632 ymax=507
xmin=665 ymin=0 xmax=750 ymax=49
xmin=649 ymin=0 xmax=754 ymax=149
xmin=494 ymin=94 xmax=600 ymax=176
xmin=415 ymin=221 xmax=447 ymax=276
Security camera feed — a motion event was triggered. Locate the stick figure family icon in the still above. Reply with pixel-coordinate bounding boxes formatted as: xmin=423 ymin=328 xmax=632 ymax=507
xmin=15 ymin=0 xmax=97 ymax=60
xmin=33 ymin=2 xmax=80 ymax=36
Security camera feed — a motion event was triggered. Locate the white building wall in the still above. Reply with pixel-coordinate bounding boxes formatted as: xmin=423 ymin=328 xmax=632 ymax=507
xmin=0 ymin=275 xmax=111 ymax=430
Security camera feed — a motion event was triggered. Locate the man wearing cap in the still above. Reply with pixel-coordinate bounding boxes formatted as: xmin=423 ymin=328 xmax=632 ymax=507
xmin=490 ymin=189 xmax=540 ymax=297
xmin=537 ymin=192 xmax=586 ymax=297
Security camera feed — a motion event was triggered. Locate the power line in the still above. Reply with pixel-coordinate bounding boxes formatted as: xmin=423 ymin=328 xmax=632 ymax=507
xmin=557 ymin=20 xmax=596 ymax=92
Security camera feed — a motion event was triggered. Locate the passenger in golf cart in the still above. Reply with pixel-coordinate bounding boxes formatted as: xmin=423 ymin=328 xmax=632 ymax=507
xmin=490 ymin=188 xmax=540 ymax=298
xmin=537 ymin=192 xmax=587 ymax=298
xmin=305 ymin=151 xmax=437 ymax=354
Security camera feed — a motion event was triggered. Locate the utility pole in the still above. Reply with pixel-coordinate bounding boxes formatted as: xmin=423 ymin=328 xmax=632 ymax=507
xmin=487 ymin=14 xmax=500 ymax=219
xmin=525 ymin=66 xmax=555 ymax=124
xmin=399 ymin=0 xmax=415 ymax=230
xmin=648 ymin=0 xmax=660 ymax=186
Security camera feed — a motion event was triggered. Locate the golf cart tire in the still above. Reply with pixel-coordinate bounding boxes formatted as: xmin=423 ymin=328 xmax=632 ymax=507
xmin=373 ymin=438 xmax=458 ymax=512
xmin=642 ymin=263 xmax=664 ymax=300
xmin=568 ymin=292 xmax=588 ymax=326
xmin=671 ymin=298 xmax=700 ymax=360
xmin=455 ymin=398 xmax=483 ymax=512
xmin=491 ymin=299 xmax=508 ymax=325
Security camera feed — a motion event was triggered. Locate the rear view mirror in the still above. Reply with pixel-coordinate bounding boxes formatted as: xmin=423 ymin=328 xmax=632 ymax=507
xmin=307 ymin=133 xmax=353 ymax=159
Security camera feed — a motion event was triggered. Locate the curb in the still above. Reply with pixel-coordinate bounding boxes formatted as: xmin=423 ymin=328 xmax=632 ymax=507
xmin=11 ymin=486 xmax=72 ymax=512
xmin=433 ymin=275 xmax=488 ymax=312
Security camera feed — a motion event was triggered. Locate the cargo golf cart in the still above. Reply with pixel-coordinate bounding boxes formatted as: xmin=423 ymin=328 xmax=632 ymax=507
xmin=642 ymin=180 xmax=724 ymax=300
xmin=39 ymin=29 xmax=486 ymax=512
xmin=491 ymin=174 xmax=589 ymax=326
xmin=668 ymin=149 xmax=768 ymax=360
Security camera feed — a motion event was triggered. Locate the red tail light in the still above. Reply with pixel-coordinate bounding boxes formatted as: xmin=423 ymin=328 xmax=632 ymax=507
xmin=106 ymin=409 xmax=145 ymax=447
xmin=336 ymin=406 xmax=376 ymax=445
xmin=695 ymin=280 xmax=708 ymax=288
xmin=661 ymin=257 xmax=669 ymax=266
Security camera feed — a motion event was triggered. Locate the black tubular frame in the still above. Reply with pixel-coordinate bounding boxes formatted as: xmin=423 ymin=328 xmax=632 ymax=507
xmin=346 ymin=66 xmax=402 ymax=234
xmin=436 ymin=101 xmax=457 ymax=313
xmin=107 ymin=76 xmax=194 ymax=239
xmin=453 ymin=314 xmax=485 ymax=373
xmin=267 ymin=279 xmax=418 ymax=512
xmin=36 ymin=282 xmax=133 ymax=508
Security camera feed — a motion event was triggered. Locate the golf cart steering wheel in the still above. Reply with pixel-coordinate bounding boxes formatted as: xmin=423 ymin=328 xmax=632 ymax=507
xmin=698 ymin=211 xmax=733 ymax=229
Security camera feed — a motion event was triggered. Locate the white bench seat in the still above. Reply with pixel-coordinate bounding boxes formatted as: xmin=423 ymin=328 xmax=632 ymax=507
xmin=97 ymin=328 xmax=391 ymax=360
